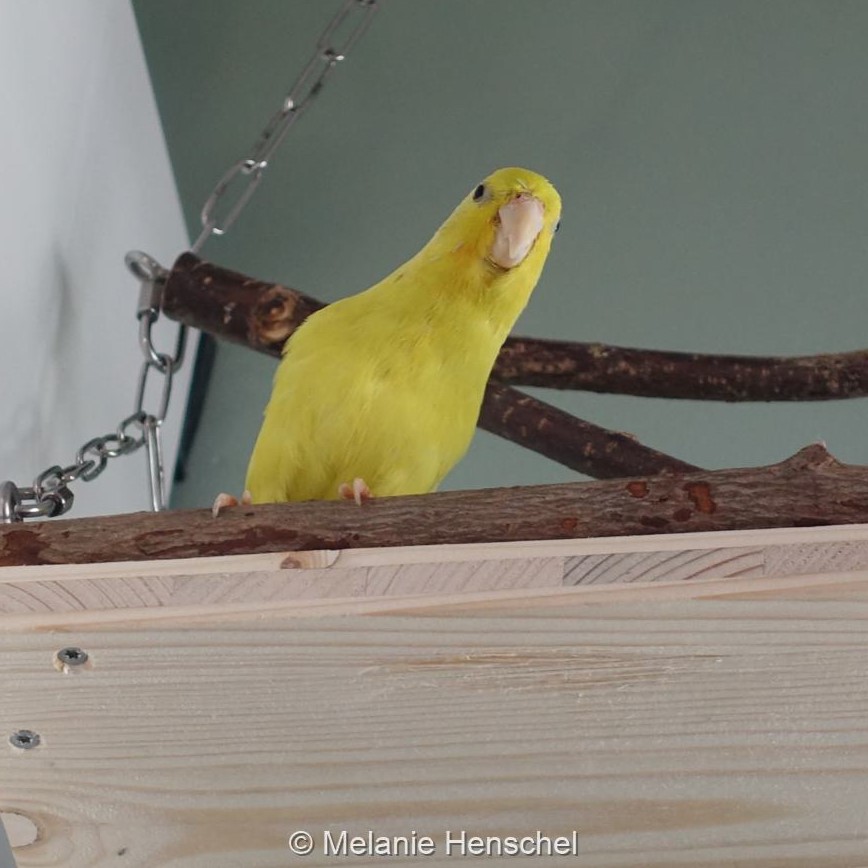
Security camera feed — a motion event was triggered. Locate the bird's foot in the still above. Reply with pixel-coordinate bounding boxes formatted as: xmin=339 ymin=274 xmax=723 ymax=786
xmin=211 ymin=489 xmax=253 ymax=518
xmin=338 ymin=477 xmax=373 ymax=506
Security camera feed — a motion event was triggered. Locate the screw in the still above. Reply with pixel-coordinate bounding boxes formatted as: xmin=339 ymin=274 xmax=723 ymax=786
xmin=9 ymin=730 xmax=40 ymax=750
xmin=56 ymin=647 xmax=88 ymax=666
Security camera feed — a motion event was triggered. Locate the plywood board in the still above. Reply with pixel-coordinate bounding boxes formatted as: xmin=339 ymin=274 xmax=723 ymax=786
xmin=2 ymin=526 xmax=868 ymax=866
xmin=3 ymin=523 xmax=868 ymax=626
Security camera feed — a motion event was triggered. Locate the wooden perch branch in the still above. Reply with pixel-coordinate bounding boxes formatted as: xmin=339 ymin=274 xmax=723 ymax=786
xmin=479 ymin=383 xmax=699 ymax=477
xmin=163 ymin=254 xmax=868 ymax=403
xmin=163 ymin=253 xmax=325 ymax=355
xmin=163 ymin=254 xmax=692 ymax=478
xmin=2 ymin=445 xmax=865 ymax=567
xmin=494 ymin=338 xmax=868 ymax=401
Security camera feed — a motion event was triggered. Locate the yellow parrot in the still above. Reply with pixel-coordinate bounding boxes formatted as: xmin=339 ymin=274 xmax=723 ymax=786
xmin=214 ymin=166 xmax=561 ymax=513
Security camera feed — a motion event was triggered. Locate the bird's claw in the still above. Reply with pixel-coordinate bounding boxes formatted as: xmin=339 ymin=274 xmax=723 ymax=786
xmin=211 ymin=489 xmax=253 ymax=518
xmin=338 ymin=477 xmax=373 ymax=506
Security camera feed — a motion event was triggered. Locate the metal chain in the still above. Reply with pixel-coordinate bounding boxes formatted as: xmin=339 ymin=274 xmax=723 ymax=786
xmin=0 ymin=253 xmax=182 ymax=523
xmin=192 ymin=0 xmax=379 ymax=253
xmin=0 ymin=0 xmax=379 ymax=523
xmin=129 ymin=249 xmax=185 ymax=513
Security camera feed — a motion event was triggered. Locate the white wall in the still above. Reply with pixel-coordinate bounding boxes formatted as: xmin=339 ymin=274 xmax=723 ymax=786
xmin=0 ymin=0 xmax=191 ymax=518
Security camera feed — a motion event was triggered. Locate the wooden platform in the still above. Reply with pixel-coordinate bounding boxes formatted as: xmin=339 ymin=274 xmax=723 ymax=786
xmin=3 ymin=524 xmax=868 ymax=866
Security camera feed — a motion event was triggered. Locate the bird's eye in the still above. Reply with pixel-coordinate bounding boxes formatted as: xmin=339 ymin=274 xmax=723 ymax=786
xmin=472 ymin=183 xmax=486 ymax=201
xmin=555 ymin=220 xmax=561 ymax=233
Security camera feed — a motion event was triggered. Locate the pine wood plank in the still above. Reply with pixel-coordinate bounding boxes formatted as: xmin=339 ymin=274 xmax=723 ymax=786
xmin=3 ymin=577 xmax=868 ymax=866
xmin=4 ymin=527 xmax=868 ymax=865
xmin=4 ymin=524 xmax=868 ymax=623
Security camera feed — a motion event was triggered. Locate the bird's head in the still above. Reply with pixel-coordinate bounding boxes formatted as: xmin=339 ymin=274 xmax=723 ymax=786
xmin=433 ymin=167 xmax=562 ymax=279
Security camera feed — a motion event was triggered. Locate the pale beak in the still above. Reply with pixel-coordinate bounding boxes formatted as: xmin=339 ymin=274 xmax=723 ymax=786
xmin=489 ymin=193 xmax=545 ymax=269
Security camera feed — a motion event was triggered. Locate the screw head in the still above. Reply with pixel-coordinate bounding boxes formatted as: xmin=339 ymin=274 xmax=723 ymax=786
xmin=56 ymin=647 xmax=88 ymax=666
xmin=9 ymin=730 xmax=40 ymax=750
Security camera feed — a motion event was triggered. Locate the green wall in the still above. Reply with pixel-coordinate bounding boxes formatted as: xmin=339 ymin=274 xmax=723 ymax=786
xmin=133 ymin=0 xmax=868 ymax=508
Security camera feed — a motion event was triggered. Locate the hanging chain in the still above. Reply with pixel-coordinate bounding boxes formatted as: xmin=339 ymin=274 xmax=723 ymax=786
xmin=0 ymin=253 xmax=184 ymax=523
xmin=192 ymin=0 xmax=379 ymax=253
xmin=130 ymin=250 xmax=186 ymax=513
xmin=0 ymin=0 xmax=379 ymax=523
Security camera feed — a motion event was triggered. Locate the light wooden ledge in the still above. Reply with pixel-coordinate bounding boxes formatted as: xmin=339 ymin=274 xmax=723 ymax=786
xmin=3 ymin=522 xmax=868 ymax=626
xmin=3 ymin=525 xmax=868 ymax=866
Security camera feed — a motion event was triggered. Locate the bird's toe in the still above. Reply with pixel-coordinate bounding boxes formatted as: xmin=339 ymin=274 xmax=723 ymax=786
xmin=212 ymin=492 xmax=242 ymax=517
xmin=338 ymin=477 xmax=373 ymax=506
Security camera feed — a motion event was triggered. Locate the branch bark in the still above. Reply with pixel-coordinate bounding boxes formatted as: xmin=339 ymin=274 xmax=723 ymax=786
xmin=2 ymin=445 xmax=865 ymax=566
xmin=479 ymin=383 xmax=699 ymax=477
xmin=162 ymin=254 xmax=694 ymax=479
xmin=163 ymin=254 xmax=868 ymax=402
xmin=163 ymin=253 xmax=324 ymax=355
xmin=493 ymin=337 xmax=868 ymax=401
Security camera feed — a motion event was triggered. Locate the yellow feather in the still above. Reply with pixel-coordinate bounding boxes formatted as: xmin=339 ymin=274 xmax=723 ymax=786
xmin=245 ymin=167 xmax=562 ymax=503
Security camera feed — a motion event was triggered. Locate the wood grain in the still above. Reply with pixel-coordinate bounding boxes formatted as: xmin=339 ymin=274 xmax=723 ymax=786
xmin=4 ymin=526 xmax=868 ymax=866
xmin=3 ymin=523 xmax=868 ymax=622
xmin=3 ymin=578 xmax=868 ymax=865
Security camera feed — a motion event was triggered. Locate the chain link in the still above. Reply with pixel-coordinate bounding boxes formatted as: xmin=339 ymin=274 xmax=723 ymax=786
xmin=0 ymin=418 xmax=146 ymax=522
xmin=191 ymin=0 xmax=379 ymax=253
xmin=0 ymin=0 xmax=379 ymax=523
xmin=0 ymin=256 xmax=175 ymax=522
xmin=131 ymin=249 xmax=187 ymax=372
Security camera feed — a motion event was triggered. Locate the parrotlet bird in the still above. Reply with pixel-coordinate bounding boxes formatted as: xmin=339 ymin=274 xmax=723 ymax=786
xmin=213 ymin=166 xmax=560 ymax=514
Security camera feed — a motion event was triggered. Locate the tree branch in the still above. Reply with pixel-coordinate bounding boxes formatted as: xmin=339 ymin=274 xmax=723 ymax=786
xmin=162 ymin=254 xmax=693 ymax=479
xmin=163 ymin=254 xmax=868 ymax=402
xmin=492 ymin=337 xmax=868 ymax=401
xmin=2 ymin=445 xmax=864 ymax=566
xmin=479 ymin=383 xmax=699 ymax=477
xmin=163 ymin=253 xmax=324 ymax=355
